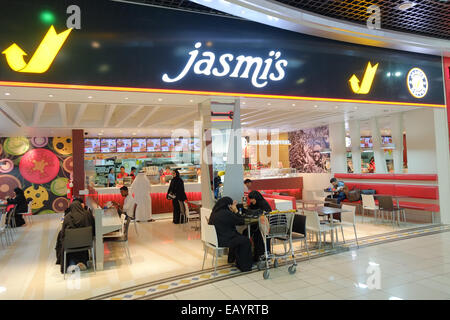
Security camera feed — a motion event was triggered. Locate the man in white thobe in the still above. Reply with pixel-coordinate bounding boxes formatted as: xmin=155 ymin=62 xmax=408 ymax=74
xmin=131 ymin=172 xmax=154 ymax=222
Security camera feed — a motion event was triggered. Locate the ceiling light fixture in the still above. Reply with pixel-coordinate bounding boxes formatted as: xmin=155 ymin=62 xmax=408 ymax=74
xmin=314 ymin=105 xmax=318 ymax=108
xmin=88 ymin=96 xmax=93 ymax=99
xmin=4 ymin=92 xmax=10 ymax=96
xmin=398 ymin=1 xmax=416 ymax=11
xmin=158 ymin=98 xmax=163 ymax=102
xmin=48 ymin=94 xmax=54 ymax=98
xmin=125 ymin=97 xmax=129 ymax=100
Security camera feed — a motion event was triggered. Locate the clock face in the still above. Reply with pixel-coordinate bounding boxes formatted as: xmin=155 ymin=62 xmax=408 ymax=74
xmin=407 ymin=67 xmax=428 ymax=99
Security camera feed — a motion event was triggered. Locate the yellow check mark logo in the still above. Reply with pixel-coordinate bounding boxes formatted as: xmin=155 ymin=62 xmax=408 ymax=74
xmin=2 ymin=25 xmax=72 ymax=73
xmin=349 ymin=62 xmax=379 ymax=94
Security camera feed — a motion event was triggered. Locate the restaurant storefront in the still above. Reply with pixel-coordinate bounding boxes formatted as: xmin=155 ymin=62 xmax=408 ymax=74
xmin=0 ymin=0 xmax=449 ymax=299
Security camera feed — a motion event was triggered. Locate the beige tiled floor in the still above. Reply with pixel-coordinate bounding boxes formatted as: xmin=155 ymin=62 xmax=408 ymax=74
xmin=163 ymin=231 xmax=450 ymax=300
xmin=0 ymin=212 xmax=438 ymax=299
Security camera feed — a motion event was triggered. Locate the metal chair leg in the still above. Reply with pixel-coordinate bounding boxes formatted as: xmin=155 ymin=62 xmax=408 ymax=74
xmin=91 ymin=246 xmax=96 ymax=274
xmin=202 ymin=245 xmax=207 ymax=270
xmin=341 ymin=225 xmax=345 ymax=244
xmin=304 ymin=237 xmax=310 ymax=260
xmin=353 ymin=224 xmax=359 ymax=248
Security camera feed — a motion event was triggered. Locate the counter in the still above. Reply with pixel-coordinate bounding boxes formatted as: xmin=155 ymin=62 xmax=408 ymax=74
xmin=91 ymin=182 xmax=201 ymax=214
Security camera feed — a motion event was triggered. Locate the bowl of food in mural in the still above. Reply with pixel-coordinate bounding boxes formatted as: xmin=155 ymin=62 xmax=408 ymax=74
xmin=0 ymin=175 xmax=21 ymax=199
xmin=19 ymin=149 xmax=60 ymax=184
xmin=3 ymin=137 xmax=30 ymax=156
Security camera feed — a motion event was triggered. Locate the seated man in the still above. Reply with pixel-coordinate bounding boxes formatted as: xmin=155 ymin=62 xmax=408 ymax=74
xmin=327 ymin=178 xmax=348 ymax=204
xmin=112 ymin=186 xmax=136 ymax=219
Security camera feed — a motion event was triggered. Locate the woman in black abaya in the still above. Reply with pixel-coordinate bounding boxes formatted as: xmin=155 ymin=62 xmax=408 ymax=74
xmin=208 ymin=197 xmax=253 ymax=272
xmin=167 ymin=169 xmax=187 ymax=224
xmin=244 ymin=191 xmax=272 ymax=262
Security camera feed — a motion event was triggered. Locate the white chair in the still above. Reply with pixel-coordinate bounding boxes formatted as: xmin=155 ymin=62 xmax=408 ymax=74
xmin=337 ymin=205 xmax=359 ymax=248
xmin=201 ymin=212 xmax=227 ymax=276
xmin=20 ymin=203 xmax=33 ymax=226
xmin=103 ymin=214 xmax=132 ymax=264
xmin=361 ymin=194 xmax=379 ymax=223
xmin=0 ymin=213 xmax=10 ymax=247
xmin=184 ymin=202 xmax=200 ymax=230
xmin=304 ymin=209 xmax=340 ymax=249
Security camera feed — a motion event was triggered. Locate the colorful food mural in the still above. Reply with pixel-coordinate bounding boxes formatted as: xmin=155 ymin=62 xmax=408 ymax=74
xmin=0 ymin=137 xmax=73 ymax=214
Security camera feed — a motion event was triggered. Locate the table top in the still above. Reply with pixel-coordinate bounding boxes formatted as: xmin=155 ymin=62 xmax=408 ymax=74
xmin=297 ymin=199 xmax=326 ymax=204
xmin=188 ymin=200 xmax=202 ymax=206
xmin=313 ymin=206 xmax=349 ymax=215
xmin=102 ymin=208 xmax=122 ymax=228
xmin=373 ymin=194 xmax=411 ymax=199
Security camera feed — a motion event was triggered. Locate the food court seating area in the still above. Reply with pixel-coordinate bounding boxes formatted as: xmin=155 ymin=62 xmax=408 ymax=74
xmin=334 ymin=173 xmax=440 ymax=223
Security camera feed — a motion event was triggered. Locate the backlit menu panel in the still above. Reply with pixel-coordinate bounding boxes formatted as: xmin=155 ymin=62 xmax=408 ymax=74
xmin=85 ymin=138 xmax=101 ymax=153
xmin=147 ymin=138 xmax=161 ymax=152
xmin=132 ymin=138 xmax=147 ymax=152
xmin=161 ymin=138 xmax=174 ymax=152
xmin=101 ymin=139 xmax=117 ymax=153
xmin=117 ymin=138 xmax=132 ymax=152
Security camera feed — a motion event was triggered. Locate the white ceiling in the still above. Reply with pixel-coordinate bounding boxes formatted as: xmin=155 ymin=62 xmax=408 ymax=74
xmin=0 ymin=85 xmax=421 ymax=137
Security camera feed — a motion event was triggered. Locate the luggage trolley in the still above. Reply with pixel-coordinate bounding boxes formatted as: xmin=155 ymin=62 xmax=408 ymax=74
xmin=257 ymin=209 xmax=297 ymax=279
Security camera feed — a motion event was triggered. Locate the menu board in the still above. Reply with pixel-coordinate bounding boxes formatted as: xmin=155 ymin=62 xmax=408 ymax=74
xmin=132 ymin=138 xmax=147 ymax=152
xmin=101 ymin=139 xmax=117 ymax=153
xmin=360 ymin=137 xmax=373 ymax=148
xmin=116 ymin=138 xmax=132 ymax=152
xmin=161 ymin=138 xmax=175 ymax=152
xmin=174 ymin=138 xmax=189 ymax=152
xmin=147 ymin=138 xmax=161 ymax=152
xmin=85 ymin=138 xmax=101 ymax=153
xmin=191 ymin=138 xmax=200 ymax=151
xmin=382 ymin=136 xmax=393 ymax=144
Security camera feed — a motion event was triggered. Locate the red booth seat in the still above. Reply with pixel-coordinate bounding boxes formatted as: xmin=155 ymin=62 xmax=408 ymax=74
xmin=334 ymin=173 xmax=438 ymax=181
xmin=262 ymin=193 xmax=297 ymax=210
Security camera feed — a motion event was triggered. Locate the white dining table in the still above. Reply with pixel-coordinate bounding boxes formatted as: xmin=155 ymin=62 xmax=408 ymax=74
xmin=94 ymin=207 xmax=122 ymax=271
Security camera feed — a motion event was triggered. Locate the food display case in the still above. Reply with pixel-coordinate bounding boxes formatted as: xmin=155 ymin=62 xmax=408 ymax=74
xmin=244 ymin=168 xmax=299 ymax=179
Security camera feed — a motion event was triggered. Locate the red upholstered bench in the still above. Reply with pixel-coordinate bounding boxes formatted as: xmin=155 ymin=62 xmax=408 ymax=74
xmin=398 ymin=202 xmax=440 ymax=223
xmin=334 ymin=173 xmax=438 ymax=181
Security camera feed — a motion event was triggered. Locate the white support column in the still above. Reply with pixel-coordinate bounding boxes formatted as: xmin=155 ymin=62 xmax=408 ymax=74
xmin=348 ymin=120 xmax=361 ymax=173
xmin=329 ymin=122 xmax=347 ymax=173
xmin=433 ymin=108 xmax=450 ymax=224
xmin=391 ymin=113 xmax=404 ymax=173
xmin=370 ymin=117 xmax=387 ymax=173
xmin=198 ymin=100 xmax=215 ymax=210
xmin=223 ymin=99 xmax=244 ymax=201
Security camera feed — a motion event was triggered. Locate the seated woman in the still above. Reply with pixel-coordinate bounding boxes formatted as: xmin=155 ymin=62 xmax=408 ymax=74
xmin=243 ymin=191 xmax=272 ymax=262
xmin=55 ymin=198 xmax=95 ymax=273
xmin=6 ymin=187 xmax=26 ymax=227
xmin=208 ymin=197 xmax=253 ymax=272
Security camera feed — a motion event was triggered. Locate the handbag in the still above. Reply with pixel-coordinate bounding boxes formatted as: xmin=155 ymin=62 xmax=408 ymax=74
xmin=167 ymin=192 xmax=176 ymax=200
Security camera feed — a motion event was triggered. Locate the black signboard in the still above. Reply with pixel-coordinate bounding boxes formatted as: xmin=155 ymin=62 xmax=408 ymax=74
xmin=0 ymin=0 xmax=445 ymax=106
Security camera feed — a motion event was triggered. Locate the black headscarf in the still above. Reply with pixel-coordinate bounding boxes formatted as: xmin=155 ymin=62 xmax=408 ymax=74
xmin=212 ymin=196 xmax=233 ymax=215
xmin=14 ymin=187 xmax=24 ymax=196
xmin=248 ymin=191 xmax=272 ymax=212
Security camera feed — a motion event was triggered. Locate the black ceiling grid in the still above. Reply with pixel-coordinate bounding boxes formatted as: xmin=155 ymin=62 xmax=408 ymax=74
xmin=120 ymin=0 xmax=450 ymax=40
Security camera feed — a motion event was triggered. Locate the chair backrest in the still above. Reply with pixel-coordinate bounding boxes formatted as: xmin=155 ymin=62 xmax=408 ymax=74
xmin=201 ymin=215 xmax=219 ymax=247
xmin=6 ymin=206 xmax=15 ymax=225
xmin=341 ymin=204 xmax=356 ymax=224
xmin=292 ymin=214 xmax=306 ymax=236
xmin=63 ymin=226 xmax=93 ymax=249
xmin=132 ymin=203 xmax=137 ymax=218
xmin=200 ymin=208 xmax=212 ymax=243
xmin=361 ymin=194 xmax=376 ymax=208
xmin=184 ymin=201 xmax=197 ymax=219
xmin=122 ymin=216 xmax=131 ymax=240
xmin=303 ymin=209 xmax=320 ymax=232
xmin=0 ymin=213 xmax=7 ymax=228
xmin=378 ymin=196 xmax=394 ymax=211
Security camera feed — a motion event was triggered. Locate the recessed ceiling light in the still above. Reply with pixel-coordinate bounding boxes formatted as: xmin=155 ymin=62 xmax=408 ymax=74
xmin=354 ymin=106 xmax=358 ymax=110
xmin=242 ymin=102 xmax=246 ymax=105
xmin=267 ymin=103 xmax=271 ymax=106
xmin=98 ymin=132 xmax=103 ymax=136
xmin=132 ymin=132 xmax=137 ymax=136
xmin=48 ymin=94 xmax=54 ymax=98
xmin=158 ymin=98 xmax=163 ymax=102
xmin=4 ymin=93 xmax=10 ymax=96
xmin=314 ymin=105 xmax=318 ymax=108
xmin=335 ymin=106 xmax=339 ymax=109
xmin=292 ymin=103 xmax=296 ymax=106
xmin=125 ymin=97 xmax=129 ymax=100
xmin=88 ymin=96 xmax=93 ymax=99
xmin=398 ymin=2 xmax=416 ymax=11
